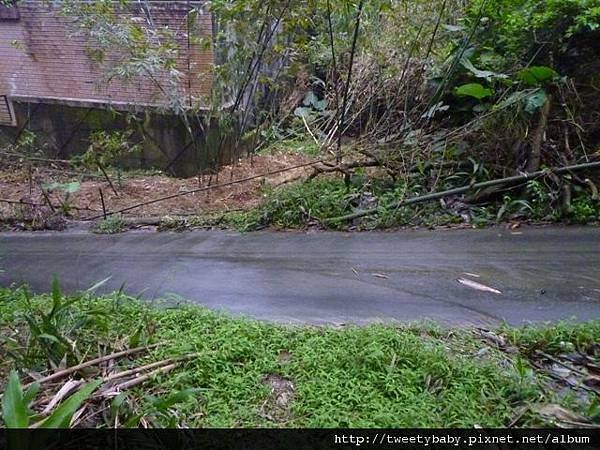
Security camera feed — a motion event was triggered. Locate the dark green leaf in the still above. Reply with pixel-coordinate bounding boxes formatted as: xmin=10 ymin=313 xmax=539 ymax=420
xmin=37 ymin=334 xmax=62 ymax=344
xmin=454 ymin=83 xmax=493 ymax=100
xmin=23 ymin=383 xmax=41 ymax=406
xmin=2 ymin=371 xmax=29 ymax=428
xmin=109 ymin=392 xmax=127 ymax=423
xmin=518 ymin=66 xmax=557 ymax=86
xmin=50 ymin=276 xmax=62 ymax=318
xmin=150 ymin=388 xmax=203 ymax=410
xmin=128 ymin=325 xmax=142 ymax=348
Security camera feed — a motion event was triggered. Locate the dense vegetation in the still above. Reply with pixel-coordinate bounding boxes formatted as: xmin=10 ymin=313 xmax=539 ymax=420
xmin=246 ymin=0 xmax=600 ymax=229
xmin=1 ymin=284 xmax=599 ymax=428
xmin=3 ymin=0 xmax=598 ymax=230
xmin=1 ymin=0 xmax=599 ymax=431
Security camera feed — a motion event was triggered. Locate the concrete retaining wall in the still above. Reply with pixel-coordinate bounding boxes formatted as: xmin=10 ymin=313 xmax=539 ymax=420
xmin=0 ymin=101 xmax=240 ymax=178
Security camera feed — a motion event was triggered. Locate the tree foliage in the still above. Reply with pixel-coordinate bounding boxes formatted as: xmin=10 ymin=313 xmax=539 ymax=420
xmin=467 ymin=0 xmax=600 ymax=63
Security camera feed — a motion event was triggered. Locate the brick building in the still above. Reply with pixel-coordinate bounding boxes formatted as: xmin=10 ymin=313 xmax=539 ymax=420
xmin=0 ymin=0 xmax=223 ymax=176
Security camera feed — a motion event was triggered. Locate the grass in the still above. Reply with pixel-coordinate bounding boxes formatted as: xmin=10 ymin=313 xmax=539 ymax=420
xmin=500 ymin=321 xmax=600 ymax=355
xmin=197 ymin=177 xmax=600 ymax=232
xmin=94 ymin=214 xmax=127 ymax=234
xmin=158 ymin=210 xmax=267 ymax=233
xmin=1 ymin=285 xmax=599 ymax=428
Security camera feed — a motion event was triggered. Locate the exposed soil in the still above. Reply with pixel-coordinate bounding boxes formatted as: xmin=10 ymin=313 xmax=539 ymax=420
xmin=260 ymin=374 xmax=295 ymax=424
xmin=0 ymin=152 xmax=315 ymax=226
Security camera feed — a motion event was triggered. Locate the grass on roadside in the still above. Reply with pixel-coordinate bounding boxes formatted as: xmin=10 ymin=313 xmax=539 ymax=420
xmin=159 ymin=176 xmax=600 ymax=233
xmin=1 ymin=284 xmax=599 ymax=428
xmin=94 ymin=214 xmax=127 ymax=234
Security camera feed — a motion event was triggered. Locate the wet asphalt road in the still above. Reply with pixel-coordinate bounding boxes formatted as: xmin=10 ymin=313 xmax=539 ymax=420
xmin=0 ymin=227 xmax=599 ymax=326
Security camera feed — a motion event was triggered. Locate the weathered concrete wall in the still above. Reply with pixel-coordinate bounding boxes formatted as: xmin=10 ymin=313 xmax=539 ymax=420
xmin=0 ymin=101 xmax=240 ymax=178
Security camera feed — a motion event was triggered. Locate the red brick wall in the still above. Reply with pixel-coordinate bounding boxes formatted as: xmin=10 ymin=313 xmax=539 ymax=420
xmin=0 ymin=0 xmax=213 ymax=125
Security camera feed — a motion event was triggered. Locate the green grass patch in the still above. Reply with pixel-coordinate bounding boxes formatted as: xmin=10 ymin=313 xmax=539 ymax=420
xmin=2 ymin=285 xmax=598 ymax=428
xmin=501 ymin=321 xmax=600 ymax=355
xmin=94 ymin=214 xmax=127 ymax=234
xmin=259 ymin=178 xmax=354 ymax=229
xmin=210 ymin=176 xmax=600 ymax=232
xmin=208 ymin=178 xmax=468 ymax=231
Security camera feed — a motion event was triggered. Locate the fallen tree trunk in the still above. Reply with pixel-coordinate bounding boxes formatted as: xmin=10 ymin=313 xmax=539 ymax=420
xmin=324 ymin=160 xmax=600 ymax=224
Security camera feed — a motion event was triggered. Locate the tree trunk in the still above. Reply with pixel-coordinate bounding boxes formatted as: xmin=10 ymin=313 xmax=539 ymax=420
xmin=526 ymin=96 xmax=551 ymax=173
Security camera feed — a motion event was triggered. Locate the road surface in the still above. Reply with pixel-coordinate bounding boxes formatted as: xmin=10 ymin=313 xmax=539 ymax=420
xmin=1 ymin=227 xmax=599 ymax=326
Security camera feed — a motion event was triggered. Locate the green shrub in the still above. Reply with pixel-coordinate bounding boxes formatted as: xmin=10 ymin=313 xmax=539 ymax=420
xmin=570 ymin=194 xmax=600 ymax=223
xmin=467 ymin=0 xmax=599 ymax=62
xmin=260 ymin=179 xmax=356 ymax=228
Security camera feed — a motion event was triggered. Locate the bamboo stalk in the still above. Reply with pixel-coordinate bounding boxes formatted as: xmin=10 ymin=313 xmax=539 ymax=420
xmin=23 ymin=343 xmax=162 ymax=388
xmin=526 ymin=96 xmax=552 ymax=173
xmin=41 ymin=379 xmax=84 ymax=415
xmin=103 ymin=353 xmax=201 ymax=383
xmin=98 ymin=363 xmax=179 ymax=396
xmin=325 ymin=161 xmax=600 ymax=223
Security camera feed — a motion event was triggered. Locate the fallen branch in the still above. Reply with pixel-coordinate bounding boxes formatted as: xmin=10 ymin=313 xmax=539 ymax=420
xmin=24 ymin=343 xmax=162 ymax=388
xmin=96 ymin=159 xmax=119 ymax=197
xmin=40 ymin=379 xmax=84 ymax=415
xmin=531 ymin=360 xmax=595 ymax=394
xmin=97 ymin=363 xmax=179 ymax=398
xmin=0 ymin=150 xmax=73 ymax=165
xmin=308 ymin=159 xmax=379 ymax=179
xmin=535 ymin=351 xmax=589 ymax=378
xmin=37 ymin=181 xmax=55 ymax=213
xmin=0 ymin=197 xmax=97 ymax=212
xmin=325 ymin=161 xmax=600 ymax=223
xmin=103 ymin=352 xmax=201 ymax=383
xmin=85 ymin=157 xmax=336 ymax=221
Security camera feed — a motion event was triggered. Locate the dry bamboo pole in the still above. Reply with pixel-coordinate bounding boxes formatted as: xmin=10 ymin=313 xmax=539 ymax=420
xmin=324 ymin=161 xmax=600 ymax=224
xmin=22 ymin=343 xmax=162 ymax=389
